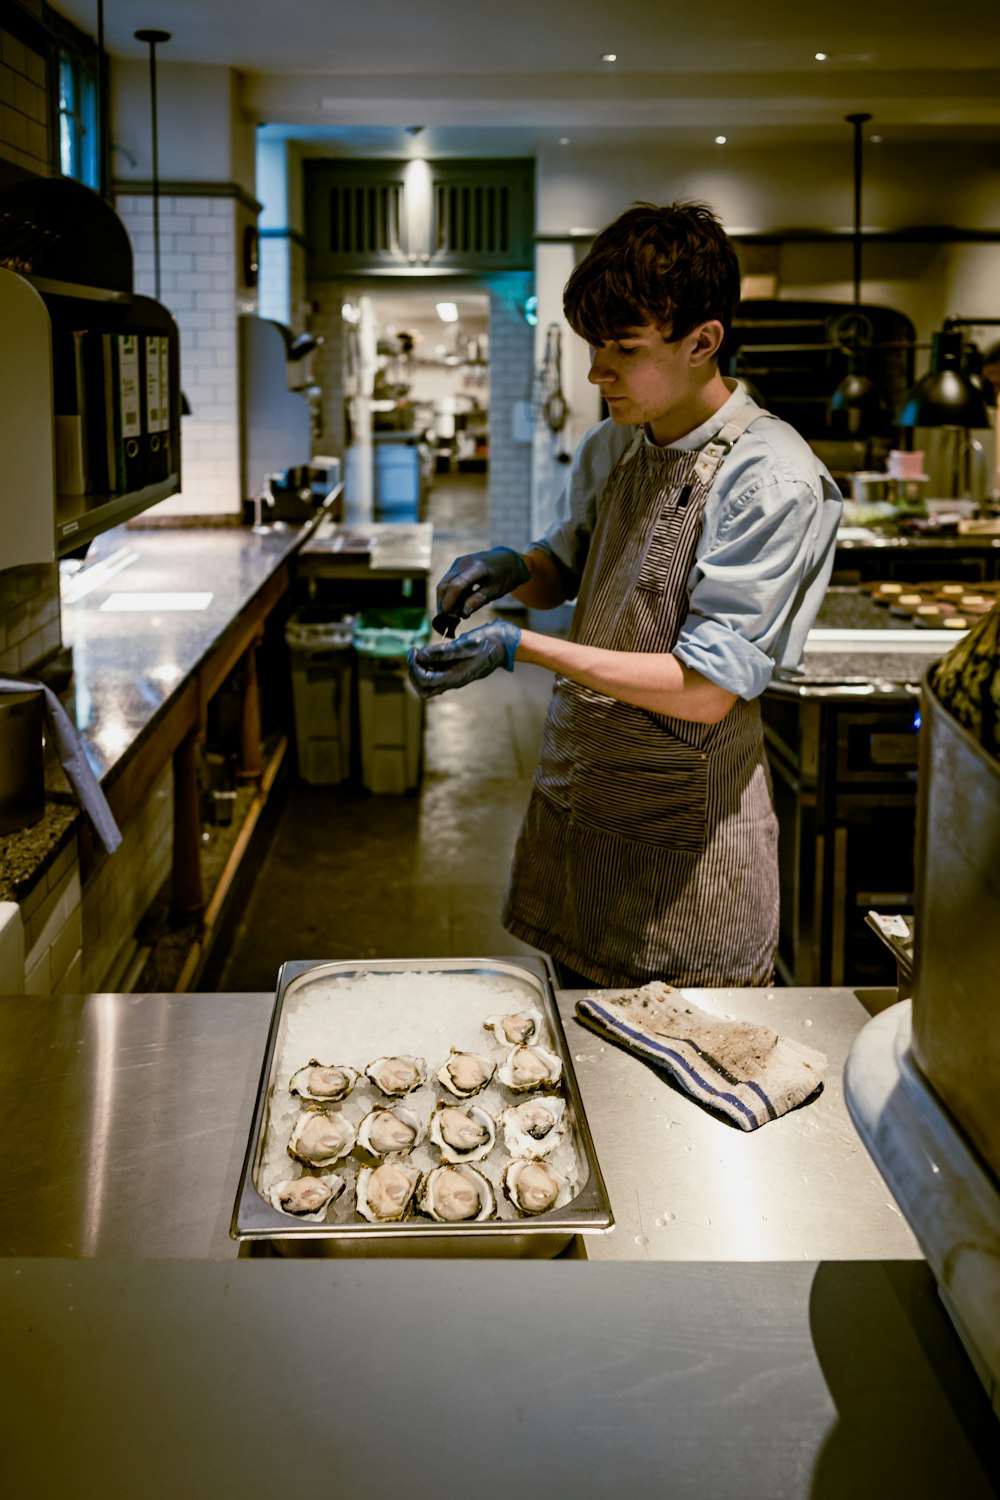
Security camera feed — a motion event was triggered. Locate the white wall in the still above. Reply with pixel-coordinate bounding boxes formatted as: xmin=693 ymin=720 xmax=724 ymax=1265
xmin=111 ymin=60 xmax=255 ymax=191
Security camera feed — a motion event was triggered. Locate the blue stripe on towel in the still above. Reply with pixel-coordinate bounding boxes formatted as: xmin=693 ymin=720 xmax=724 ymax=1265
xmin=581 ymin=999 xmax=765 ymax=1130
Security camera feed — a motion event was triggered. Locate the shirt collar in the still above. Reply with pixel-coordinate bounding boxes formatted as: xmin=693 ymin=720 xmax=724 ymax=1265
xmin=643 ymin=379 xmax=752 ymax=454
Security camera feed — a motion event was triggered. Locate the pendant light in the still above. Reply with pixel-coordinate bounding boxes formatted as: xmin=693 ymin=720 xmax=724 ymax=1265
xmin=135 ymin=28 xmax=191 ymax=415
xmin=897 ymin=330 xmax=990 ymax=430
xmin=828 ymin=113 xmax=887 ymax=438
xmin=134 ymin=28 xmax=170 ymax=302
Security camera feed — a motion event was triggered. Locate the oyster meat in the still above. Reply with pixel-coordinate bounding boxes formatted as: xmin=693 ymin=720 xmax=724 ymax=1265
xmin=356 ymin=1161 xmax=422 ymax=1222
xmin=501 ymin=1096 xmax=567 ymax=1159
xmin=418 ymin=1163 xmax=496 ymax=1223
xmin=287 ymin=1105 xmax=357 ymax=1166
xmin=437 ymin=1048 xmax=496 ymax=1098
xmin=496 ymin=1044 xmax=563 ymax=1093
xmin=365 ymin=1055 xmax=427 ymax=1097
xmin=267 ymin=1173 xmax=346 ymax=1221
xmin=288 ymin=1060 xmax=358 ymax=1103
xmin=357 ymin=1104 xmax=425 ymax=1158
xmin=429 ymin=1102 xmax=496 ymax=1163
xmin=502 ymin=1158 xmax=574 ymax=1216
xmin=483 ymin=1007 xmax=542 ymax=1046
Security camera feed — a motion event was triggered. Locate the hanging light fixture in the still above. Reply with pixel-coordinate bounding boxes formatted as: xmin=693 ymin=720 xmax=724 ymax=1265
xmin=134 ymin=28 xmax=191 ymax=415
xmin=897 ymin=329 xmax=990 ymax=429
xmin=828 ymin=112 xmax=887 ymax=439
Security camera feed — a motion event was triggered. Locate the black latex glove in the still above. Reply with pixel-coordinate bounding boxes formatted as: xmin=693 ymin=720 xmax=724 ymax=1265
xmin=436 ymin=546 xmax=530 ymax=623
xmin=407 ymin=621 xmax=522 ymax=699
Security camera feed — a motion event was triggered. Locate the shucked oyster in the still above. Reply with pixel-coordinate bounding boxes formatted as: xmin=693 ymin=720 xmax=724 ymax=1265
xmin=267 ymin=1173 xmax=346 ymax=1221
xmin=496 ymin=1044 xmax=563 ymax=1093
xmin=436 ymin=1049 xmax=496 ymax=1099
xmin=418 ymin=1164 xmax=496 ymax=1224
xmin=429 ymin=1102 xmax=496 ymax=1163
xmin=483 ymin=1008 xmax=542 ymax=1046
xmin=365 ymin=1055 xmax=427 ymax=1098
xmin=357 ymin=1104 xmax=425 ymax=1158
xmin=288 ymin=1060 xmax=359 ymax=1103
xmin=502 ymin=1158 xmax=575 ymax=1216
xmin=501 ymin=1096 xmax=567 ymax=1159
xmin=356 ymin=1161 xmax=422 ymax=1222
xmin=287 ymin=1106 xmax=357 ymax=1166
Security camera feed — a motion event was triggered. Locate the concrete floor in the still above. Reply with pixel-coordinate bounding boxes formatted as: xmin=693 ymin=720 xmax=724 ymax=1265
xmin=217 ymin=472 xmax=556 ymax=992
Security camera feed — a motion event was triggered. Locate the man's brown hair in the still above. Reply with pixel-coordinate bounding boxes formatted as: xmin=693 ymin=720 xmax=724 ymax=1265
xmin=563 ymin=201 xmax=741 ymax=348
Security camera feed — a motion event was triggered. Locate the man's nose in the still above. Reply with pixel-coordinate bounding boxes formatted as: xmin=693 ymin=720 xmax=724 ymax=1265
xmin=589 ymin=349 xmax=613 ymax=385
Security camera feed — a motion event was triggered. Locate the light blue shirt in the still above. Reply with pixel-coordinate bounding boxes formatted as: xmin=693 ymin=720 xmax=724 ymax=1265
xmin=539 ymin=382 xmax=844 ymax=699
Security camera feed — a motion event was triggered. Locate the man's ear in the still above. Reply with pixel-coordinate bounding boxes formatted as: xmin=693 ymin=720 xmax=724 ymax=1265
xmin=688 ymin=320 xmax=725 ymax=367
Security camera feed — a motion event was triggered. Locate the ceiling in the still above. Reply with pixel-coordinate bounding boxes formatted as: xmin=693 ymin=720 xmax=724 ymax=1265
xmin=57 ymin=0 xmax=1000 ymax=152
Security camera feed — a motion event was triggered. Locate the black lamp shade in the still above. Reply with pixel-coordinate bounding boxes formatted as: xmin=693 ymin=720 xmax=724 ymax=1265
xmin=829 ymin=370 xmax=887 ymax=438
xmin=898 ymin=330 xmax=991 ymax=428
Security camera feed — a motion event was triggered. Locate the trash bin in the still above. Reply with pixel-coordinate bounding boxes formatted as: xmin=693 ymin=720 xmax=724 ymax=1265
xmin=286 ymin=608 xmax=356 ymax=785
xmin=353 ymin=608 xmax=430 ymax=793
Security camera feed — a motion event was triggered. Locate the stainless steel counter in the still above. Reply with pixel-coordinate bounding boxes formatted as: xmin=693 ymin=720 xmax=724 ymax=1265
xmin=0 ymin=984 xmax=919 ymax=1261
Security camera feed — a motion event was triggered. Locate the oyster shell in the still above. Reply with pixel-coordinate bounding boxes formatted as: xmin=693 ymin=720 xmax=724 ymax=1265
xmin=356 ymin=1160 xmax=422 ymax=1222
xmin=483 ymin=1007 xmax=542 ymax=1046
xmin=287 ymin=1105 xmax=357 ymax=1166
xmin=364 ymin=1055 xmax=427 ymax=1097
xmin=418 ymin=1163 xmax=496 ymax=1223
xmin=496 ymin=1044 xmax=563 ymax=1093
xmin=429 ymin=1102 xmax=496 ymax=1163
xmin=500 ymin=1096 xmax=567 ymax=1159
xmin=267 ymin=1173 xmax=346 ymax=1221
xmin=436 ymin=1048 xmax=496 ymax=1098
xmin=357 ymin=1104 xmax=425 ymax=1158
xmin=502 ymin=1158 xmax=575 ymax=1216
xmin=288 ymin=1059 xmax=358 ymax=1103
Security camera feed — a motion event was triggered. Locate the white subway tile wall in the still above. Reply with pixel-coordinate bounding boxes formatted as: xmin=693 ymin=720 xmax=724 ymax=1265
xmin=0 ymin=563 xmax=62 ymax=675
xmin=487 ymin=279 xmax=535 ymax=552
xmin=116 ymin=193 xmax=243 ymax=516
xmin=81 ymin=761 xmax=173 ymax=991
xmin=21 ymin=840 xmax=81 ymax=995
xmin=0 ymin=28 xmax=49 ymax=175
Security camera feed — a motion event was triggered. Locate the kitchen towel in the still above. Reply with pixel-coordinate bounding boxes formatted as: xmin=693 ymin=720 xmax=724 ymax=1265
xmin=0 ymin=677 xmax=121 ymax=855
xmin=575 ymin=981 xmax=827 ymax=1130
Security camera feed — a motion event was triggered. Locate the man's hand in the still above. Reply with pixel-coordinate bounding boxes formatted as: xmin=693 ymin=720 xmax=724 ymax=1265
xmin=436 ymin=547 xmax=531 ymax=621
xmin=407 ymin=621 xmax=522 ymax=699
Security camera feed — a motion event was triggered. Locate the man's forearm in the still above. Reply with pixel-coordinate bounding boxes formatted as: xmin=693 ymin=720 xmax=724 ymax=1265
xmin=510 ymin=547 xmax=570 ymax=610
xmin=514 ymin=629 xmax=737 ymax=723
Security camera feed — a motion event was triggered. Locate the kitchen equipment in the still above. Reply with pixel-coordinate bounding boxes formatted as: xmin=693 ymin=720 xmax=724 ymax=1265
xmin=0 ymin=688 xmax=45 ymax=835
xmin=231 ymin=955 xmax=614 ymax=1256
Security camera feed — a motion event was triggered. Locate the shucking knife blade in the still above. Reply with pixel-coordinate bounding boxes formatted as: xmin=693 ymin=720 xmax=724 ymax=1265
xmin=432 ymin=611 xmax=461 ymax=639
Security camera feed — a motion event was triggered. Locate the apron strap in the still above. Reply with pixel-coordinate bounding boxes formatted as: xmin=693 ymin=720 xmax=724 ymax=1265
xmin=692 ymin=402 xmax=768 ymax=488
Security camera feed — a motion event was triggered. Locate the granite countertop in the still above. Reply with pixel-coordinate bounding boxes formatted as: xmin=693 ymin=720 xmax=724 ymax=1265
xmin=770 ymin=585 xmax=956 ymax=695
xmin=0 ymin=516 xmax=321 ymax=902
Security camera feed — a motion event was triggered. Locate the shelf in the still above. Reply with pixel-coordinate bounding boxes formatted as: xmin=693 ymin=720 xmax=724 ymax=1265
xmin=56 ymin=475 xmax=181 ymax=554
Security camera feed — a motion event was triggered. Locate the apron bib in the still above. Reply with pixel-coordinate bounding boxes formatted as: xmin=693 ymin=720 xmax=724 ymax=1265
xmin=503 ymin=406 xmax=779 ymax=987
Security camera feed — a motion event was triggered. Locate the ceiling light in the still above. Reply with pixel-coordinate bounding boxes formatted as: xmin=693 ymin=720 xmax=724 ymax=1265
xmin=559 ymin=137 xmax=570 ymax=145
xmin=601 ymin=53 xmax=617 ymax=62
xmin=715 ymin=135 xmax=727 ymax=145
xmin=870 ymin=134 xmax=882 ymax=143
xmin=814 ymin=51 xmax=827 ymax=61
xmin=436 ymin=302 xmax=459 ymax=323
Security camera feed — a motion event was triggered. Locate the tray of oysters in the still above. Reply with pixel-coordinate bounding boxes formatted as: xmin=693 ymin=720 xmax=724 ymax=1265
xmin=231 ymin=956 xmax=613 ymax=1256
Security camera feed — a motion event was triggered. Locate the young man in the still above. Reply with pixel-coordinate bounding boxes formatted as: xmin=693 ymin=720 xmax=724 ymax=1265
xmin=408 ymin=202 xmax=843 ymax=988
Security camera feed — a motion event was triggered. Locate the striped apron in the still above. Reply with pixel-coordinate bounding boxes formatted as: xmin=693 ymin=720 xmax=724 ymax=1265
xmin=503 ymin=404 xmax=779 ymax=988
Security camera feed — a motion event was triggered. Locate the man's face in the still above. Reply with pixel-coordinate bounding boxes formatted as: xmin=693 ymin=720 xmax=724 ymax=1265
xmin=587 ymin=321 xmax=723 ymax=442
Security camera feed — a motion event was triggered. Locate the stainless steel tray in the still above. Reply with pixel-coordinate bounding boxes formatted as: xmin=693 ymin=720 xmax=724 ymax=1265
xmin=231 ymin=956 xmax=614 ymax=1257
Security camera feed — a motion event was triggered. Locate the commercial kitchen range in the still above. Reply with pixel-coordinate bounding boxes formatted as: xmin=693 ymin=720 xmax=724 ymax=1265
xmin=1 ymin=974 xmax=997 ymax=1497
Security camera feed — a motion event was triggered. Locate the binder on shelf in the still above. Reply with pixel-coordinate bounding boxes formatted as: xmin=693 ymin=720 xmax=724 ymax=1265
xmin=158 ymin=334 xmax=174 ymax=478
xmin=103 ymin=331 xmax=143 ymax=494
xmin=143 ymin=333 xmax=169 ymax=485
xmin=52 ymin=328 xmax=90 ymax=494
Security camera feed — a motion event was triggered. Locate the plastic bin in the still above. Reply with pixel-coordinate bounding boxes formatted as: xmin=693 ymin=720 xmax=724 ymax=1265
xmin=286 ymin=609 xmax=355 ymax=785
xmin=353 ymin=609 xmax=430 ymax=793
xmin=375 ymin=441 xmax=421 ymax=521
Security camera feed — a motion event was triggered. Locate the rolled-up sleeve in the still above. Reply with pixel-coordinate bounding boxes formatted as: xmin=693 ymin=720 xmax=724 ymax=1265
xmin=673 ymin=468 xmax=841 ymax=699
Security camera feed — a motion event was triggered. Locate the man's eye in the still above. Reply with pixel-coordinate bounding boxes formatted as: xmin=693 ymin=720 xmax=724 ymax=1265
xmin=616 ymin=343 xmax=639 ymax=355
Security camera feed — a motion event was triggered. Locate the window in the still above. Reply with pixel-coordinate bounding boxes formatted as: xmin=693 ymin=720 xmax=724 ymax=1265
xmin=58 ymin=50 xmax=98 ymax=189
